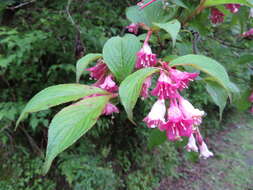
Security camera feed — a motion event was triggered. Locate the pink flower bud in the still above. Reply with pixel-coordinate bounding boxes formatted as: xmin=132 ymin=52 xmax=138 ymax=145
xmin=99 ymin=75 xmax=118 ymax=93
xmin=143 ymin=99 xmax=166 ymax=128
xmin=86 ymin=62 xmax=107 ymax=80
xmin=126 ymin=23 xmax=139 ymax=35
xmin=141 ymin=76 xmax=152 ymax=99
xmin=225 ymin=4 xmax=240 ymax=13
xmin=210 ymin=8 xmax=225 ymax=24
xmin=136 ymin=43 xmax=157 ymax=69
xmin=151 ymin=71 xmax=179 ymax=99
xmin=199 ymin=141 xmax=214 ymax=159
xmin=242 ymin=28 xmax=253 ymax=38
xmin=138 ymin=0 xmax=157 ymax=9
xmin=103 ymin=103 xmax=119 ymax=115
xmin=186 ymin=134 xmax=199 ymax=152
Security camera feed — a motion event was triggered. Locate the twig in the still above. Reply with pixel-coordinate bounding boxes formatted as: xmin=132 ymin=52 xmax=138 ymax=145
xmin=7 ymin=0 xmax=36 ymax=10
xmin=66 ymin=0 xmax=81 ymax=33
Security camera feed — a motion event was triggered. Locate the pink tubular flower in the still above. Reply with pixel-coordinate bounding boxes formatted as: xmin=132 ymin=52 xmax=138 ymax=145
xmin=141 ymin=76 xmax=152 ymax=99
xmin=103 ymin=103 xmax=119 ymax=115
xmin=225 ymin=4 xmax=240 ymax=13
xmin=186 ymin=134 xmax=198 ymax=152
xmin=210 ymin=8 xmax=225 ymax=24
xmin=126 ymin=23 xmax=139 ymax=35
xmin=151 ymin=71 xmax=179 ymax=99
xmin=86 ymin=62 xmax=107 ymax=80
xmin=138 ymin=0 xmax=157 ymax=9
xmin=143 ymin=99 xmax=166 ymax=128
xmin=161 ymin=100 xmax=193 ymax=141
xmin=178 ymin=96 xmax=205 ymax=126
xmin=242 ymin=28 xmax=253 ymax=38
xmin=199 ymin=141 xmax=214 ymax=159
xmin=99 ymin=75 xmax=118 ymax=93
xmin=169 ymin=68 xmax=199 ymax=90
xmin=136 ymin=43 xmax=157 ymax=69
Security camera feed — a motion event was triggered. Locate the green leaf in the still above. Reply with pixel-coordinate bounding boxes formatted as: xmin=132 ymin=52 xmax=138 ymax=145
xmin=103 ymin=34 xmax=141 ymax=81
xmin=119 ymin=67 xmax=159 ymax=121
xmin=170 ymin=54 xmax=232 ymax=96
xmin=16 ymin=84 xmax=109 ymax=127
xmin=205 ymin=80 xmax=228 ymax=120
xmin=204 ymin=0 xmax=253 ymax=7
xmin=154 ymin=19 xmax=181 ymax=47
xmin=76 ymin=53 xmax=102 ymax=83
xmin=148 ymin=129 xmax=167 ymax=150
xmin=126 ymin=0 xmax=168 ymax=27
xmin=43 ymin=95 xmax=110 ymax=174
xmin=171 ymin=0 xmax=189 ymax=8
xmin=235 ymin=89 xmax=252 ymax=111
xmin=236 ymin=54 xmax=253 ymax=65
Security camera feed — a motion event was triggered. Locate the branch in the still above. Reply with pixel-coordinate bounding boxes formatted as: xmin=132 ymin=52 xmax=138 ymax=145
xmin=7 ymin=0 xmax=36 ymax=10
xmin=66 ymin=0 xmax=81 ymax=32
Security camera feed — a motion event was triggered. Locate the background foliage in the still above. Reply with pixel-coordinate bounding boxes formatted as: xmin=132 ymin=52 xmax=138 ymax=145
xmin=0 ymin=0 xmax=252 ymax=189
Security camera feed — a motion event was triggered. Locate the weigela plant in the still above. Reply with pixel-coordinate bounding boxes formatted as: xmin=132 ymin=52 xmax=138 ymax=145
xmin=16 ymin=0 xmax=253 ymax=173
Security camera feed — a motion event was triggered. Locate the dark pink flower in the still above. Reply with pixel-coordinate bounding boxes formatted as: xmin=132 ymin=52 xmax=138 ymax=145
xmin=103 ymin=103 xmax=119 ymax=115
xmin=138 ymin=0 xmax=157 ymax=9
xmin=86 ymin=62 xmax=107 ymax=80
xmin=210 ymin=8 xmax=225 ymax=24
xmin=161 ymin=100 xmax=193 ymax=141
xmin=136 ymin=43 xmax=157 ymax=69
xmin=151 ymin=71 xmax=179 ymax=99
xmin=143 ymin=99 xmax=166 ymax=128
xmin=178 ymin=96 xmax=205 ymax=126
xmin=225 ymin=4 xmax=240 ymax=13
xmin=242 ymin=28 xmax=253 ymax=38
xmin=141 ymin=76 xmax=152 ymax=99
xmin=126 ymin=23 xmax=139 ymax=35
xmin=169 ymin=68 xmax=199 ymax=90
xmin=249 ymin=92 xmax=253 ymax=102
xmin=99 ymin=75 xmax=118 ymax=93
xmin=186 ymin=134 xmax=199 ymax=152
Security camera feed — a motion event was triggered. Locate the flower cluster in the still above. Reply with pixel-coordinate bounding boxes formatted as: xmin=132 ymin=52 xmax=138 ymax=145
xmin=86 ymin=60 xmax=119 ymax=115
xmin=141 ymin=62 xmax=213 ymax=158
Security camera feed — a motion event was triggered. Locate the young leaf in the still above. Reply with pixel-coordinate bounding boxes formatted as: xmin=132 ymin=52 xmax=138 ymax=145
xmin=119 ymin=67 xmax=159 ymax=121
xmin=170 ymin=55 xmax=232 ymax=95
xmin=154 ymin=19 xmax=181 ymax=47
xmin=103 ymin=34 xmax=141 ymax=81
xmin=204 ymin=0 xmax=253 ymax=7
xmin=148 ymin=129 xmax=167 ymax=150
xmin=43 ymin=95 xmax=110 ymax=174
xmin=205 ymin=80 xmax=228 ymax=120
xmin=235 ymin=89 xmax=252 ymax=111
xmin=76 ymin=53 xmax=102 ymax=83
xmin=126 ymin=0 xmax=168 ymax=27
xmin=16 ymin=84 xmax=109 ymax=127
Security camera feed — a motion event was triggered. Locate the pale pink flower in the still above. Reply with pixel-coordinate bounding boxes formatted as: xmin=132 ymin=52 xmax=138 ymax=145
xmin=250 ymin=8 xmax=253 ymax=18
xmin=225 ymin=4 xmax=240 ymax=13
xmin=126 ymin=23 xmax=139 ymax=35
xmin=242 ymin=28 xmax=253 ymax=38
xmin=103 ymin=103 xmax=119 ymax=115
xmin=249 ymin=92 xmax=253 ymax=102
xmin=151 ymin=71 xmax=179 ymax=99
xmin=186 ymin=134 xmax=198 ymax=152
xmin=161 ymin=100 xmax=193 ymax=141
xmin=210 ymin=8 xmax=225 ymax=24
xmin=141 ymin=76 xmax=152 ymax=99
xmin=199 ymin=141 xmax=214 ymax=159
xmin=143 ymin=99 xmax=166 ymax=128
xmin=178 ymin=96 xmax=205 ymax=126
xmin=99 ymin=75 xmax=118 ymax=93
xmin=169 ymin=68 xmax=199 ymax=90
xmin=138 ymin=0 xmax=157 ymax=9
xmin=86 ymin=62 xmax=107 ymax=80
xmin=136 ymin=43 xmax=157 ymax=69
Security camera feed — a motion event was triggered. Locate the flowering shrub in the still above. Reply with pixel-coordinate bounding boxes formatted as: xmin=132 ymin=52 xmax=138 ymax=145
xmin=16 ymin=0 xmax=253 ymax=174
